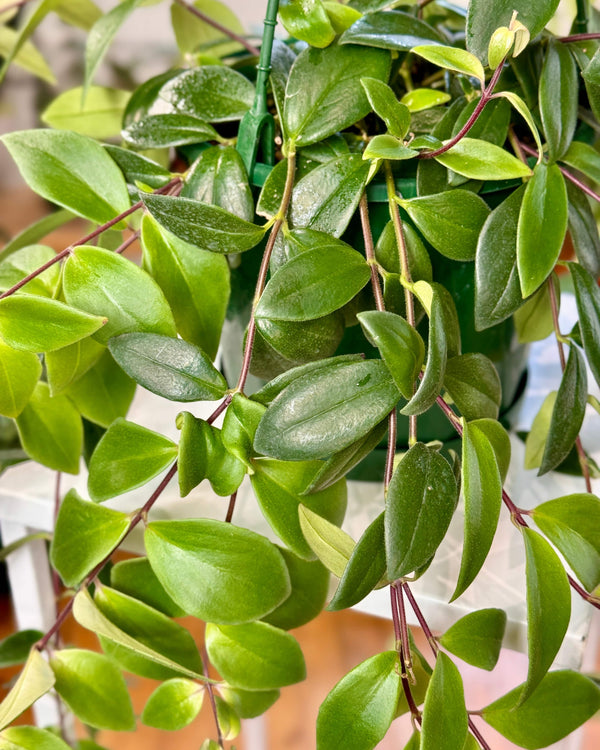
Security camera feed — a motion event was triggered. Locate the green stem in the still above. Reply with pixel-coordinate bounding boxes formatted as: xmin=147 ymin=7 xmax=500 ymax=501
xmin=574 ymin=0 xmax=590 ymax=34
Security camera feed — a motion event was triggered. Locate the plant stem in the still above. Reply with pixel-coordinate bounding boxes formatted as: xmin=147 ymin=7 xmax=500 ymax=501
xmin=115 ymin=230 xmax=140 ymax=255
xmin=52 ymin=473 xmax=62 ymax=648
xmin=518 ymin=141 xmax=600 ymax=203
xmin=172 ymin=0 xmax=260 ymax=56
xmin=560 ymin=32 xmax=599 ymax=42
xmin=202 ymin=647 xmax=225 ymax=749
xmin=390 ymin=585 xmax=420 ymax=720
xmin=225 ymin=490 xmax=237 ymax=523
xmin=573 ymin=0 xmax=590 ymax=35
xmin=359 ymin=194 xmax=385 ymax=312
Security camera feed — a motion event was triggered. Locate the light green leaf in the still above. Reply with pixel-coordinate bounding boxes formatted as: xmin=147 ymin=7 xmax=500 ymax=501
xmin=494 ymin=91 xmax=544 ymax=158
xmin=514 ymin=276 xmax=557 ymax=344
xmin=279 ymin=0 xmax=335 ymax=48
xmin=412 ymin=45 xmax=484 ymax=84
xmin=435 ymin=138 xmax=532 ymax=181
xmin=0 ymin=341 xmax=41 ymax=418
xmin=45 ymin=337 xmax=105 ymax=396
xmin=0 ymin=244 xmax=59 ymax=297
xmin=142 ymin=679 xmax=203 ymax=731
xmin=340 ymin=10 xmax=444 ymax=50
xmin=569 ymin=262 xmax=600 ymax=390
xmin=0 ymin=649 xmax=54 ymax=730
xmin=221 ymin=393 xmax=266 ymax=467
xmin=421 ymin=653 xmax=468 ymax=750
xmin=444 ymin=353 xmax=501 ymax=421
xmin=323 ymin=1 xmax=361 ymax=33
xmin=539 ymin=39 xmax=577 ymax=163
xmin=524 ymin=392 xmax=557 ymax=471
xmin=363 ymin=135 xmax=418 ymax=160
xmin=440 ymin=609 xmax=506 ymax=671
xmin=0 ymin=25 xmax=55 ymax=84
xmin=42 ymin=86 xmax=130 ymax=139
xmin=0 ymin=211 xmax=75 ymax=264
xmin=218 ymin=686 xmax=280 ymax=719
xmin=470 ymin=418 xmax=511 ymax=483
xmin=298 ymin=505 xmax=355 ymax=578
xmin=561 ymin=140 xmax=600 ymax=187
xmin=361 ymin=77 xmax=410 ymax=138
xmin=110 ymin=557 xmax=185 ymax=617
xmin=0 ymin=727 xmax=70 ymax=750
xmin=400 ymin=88 xmax=450 ymax=113
xmin=170 ymin=0 xmax=244 ymax=57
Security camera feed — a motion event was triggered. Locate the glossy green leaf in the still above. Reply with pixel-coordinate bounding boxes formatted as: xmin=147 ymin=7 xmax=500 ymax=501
xmin=400 ymin=88 xmax=451 ymax=113
xmin=386 ymin=442 xmax=458 ymax=578
xmin=16 ymin=383 xmax=82 ymax=474
xmin=110 ymin=557 xmax=185 ymax=617
xmin=142 ymin=679 xmax=203 ymax=730
xmin=221 ymin=393 xmax=266 ymax=467
xmin=50 ymin=649 xmax=134 ymax=731
xmin=1 ymin=129 xmax=130 ymax=224
xmin=517 ymin=162 xmax=568 ymax=297
xmin=0 ymin=727 xmax=70 ymax=750
xmin=421 ymin=653 xmax=468 ymax=750
xmin=254 ymin=358 xmax=401 ymax=460
xmin=0 ymin=244 xmax=59 ymax=297
xmin=569 ymin=262 xmax=600 ymax=390
xmin=170 ymin=0 xmax=245 ymax=57
xmin=466 ymin=0 xmax=560 ymax=63
xmin=494 ymin=91 xmax=544 ymax=157
xmin=398 ymin=190 xmax=489 ymax=262
xmin=87 ymin=418 xmax=177 ymax=502
xmin=0 ymin=649 xmax=54 ymax=730
xmin=262 ymin=548 xmax=329 ymax=630
xmin=440 ymin=609 xmax=506 ymax=671
xmin=283 ymin=42 xmax=391 ymax=147
xmin=298 ymin=505 xmax=355 ymax=578
xmin=444 ymin=353 xmax=501 ymax=421
xmin=566 ymin=181 xmax=600 ymax=279
xmin=255 ymin=313 xmax=345 ymax=368
xmin=0 ymin=341 xmax=41 ymax=418
xmin=482 ymin=671 xmax=600 ymax=749
xmin=45 ymin=337 xmax=105 ymax=396
xmin=143 ymin=194 xmax=265 ymax=254
xmin=524 ymin=392 xmax=557 ymax=471
xmin=215 ymin=696 xmax=240 ymax=740
xmin=206 ymin=621 xmax=305 ymax=690
xmin=363 ymin=135 xmax=418 ymax=160
xmin=513 ymin=276 xmax=557 ymax=344
xmin=413 ymin=45 xmax=484 ymax=84
xmin=63 ymin=246 xmax=176 ymax=344
xmin=145 ymin=519 xmax=291 ymax=624
xmin=323 ymin=1 xmax=362 ymax=33
xmin=521 ymin=528 xmax=571 ymax=703
xmin=50 ymin=489 xmax=129 ymax=587
xmin=122 ymin=113 xmax=219 ymax=149
xmin=251 ymin=458 xmax=347 ymax=560
xmin=435 ymin=138 xmax=532 ymax=181
xmin=361 ymin=77 xmax=410 ymax=138
xmin=561 ymin=140 xmax=600 ymax=187
xmin=340 ymin=10 xmax=444 ymax=50
xmin=317 ymin=651 xmax=401 ymax=750
xmin=279 ymin=0 xmax=335 ymax=48
xmin=105 ymin=145 xmax=171 ymax=192
xmin=0 ymin=631 xmax=43 ymax=669
xmin=358 ymin=310 xmax=425 ymax=399
xmin=219 ymin=686 xmax=280 ymax=719
xmin=94 ymin=585 xmax=203 ymax=681
xmin=539 ymin=40 xmax=577 ymax=163
xmin=0 ymin=294 xmax=106 ymax=353
xmin=470 ymin=418 xmax=511 ymax=483
xmin=452 ymin=422 xmax=503 ymax=600
xmin=256 ymin=244 xmax=370 ymax=322
xmin=532 ymin=494 xmax=600 ymax=592
xmin=41 ymin=86 xmax=130 ymax=139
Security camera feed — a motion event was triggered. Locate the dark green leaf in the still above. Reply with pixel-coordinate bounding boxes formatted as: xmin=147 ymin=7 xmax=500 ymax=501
xmin=255 ymin=313 xmax=345 ymax=366
xmin=569 ymin=261 xmax=600 ymax=390
xmin=0 ymin=631 xmax=43 ymax=669
xmin=561 ymin=140 xmax=600 ymax=188
xmin=283 ymin=42 xmax=391 ymax=146
xmin=539 ymin=40 xmax=578 ymax=163
xmin=205 ymin=621 xmax=306 ymax=690
xmin=582 ymin=48 xmax=600 ymax=122
xmin=50 ymin=649 xmax=135 ymax=731
xmin=361 ymin=77 xmax=410 ymax=138
xmin=440 ymin=609 xmax=506 ymax=671
xmin=104 ymin=145 xmax=171 ymax=190
xmin=279 ymin=0 xmax=335 ymax=48
xmin=122 ymin=113 xmax=219 ymax=149
xmin=435 ymin=138 xmax=532 ymax=181
xmin=566 ymin=181 xmax=600 ymax=278
xmin=316 ymin=651 xmax=401 ymax=750
xmin=141 ymin=679 xmax=203 ymax=730
xmin=340 ymin=10 xmax=444 ymax=50
xmin=298 ymin=505 xmax=355 ymax=577
xmin=87 ymin=418 xmax=177 ymax=502
xmin=470 ymin=418 xmax=511 ymax=483
xmin=1 ymin=129 xmax=130 ymax=224
xmin=254 ymin=358 xmax=401 ymax=460
xmin=451 ymin=97 xmax=511 ymax=147
xmin=482 ymin=671 xmax=600 ymax=749
xmin=143 ymin=194 xmax=265 ymax=254
xmin=50 ymin=489 xmax=129 ymax=587
xmin=517 ymin=163 xmax=568 ymax=297
xmin=521 ymin=528 xmax=571 ymax=703
xmin=386 ymin=442 xmax=458 ymax=578
xmin=110 ymin=557 xmax=185 ymax=617
xmin=0 ymin=341 xmax=41 ymax=418
xmin=145 ymin=519 xmax=291 ymax=624
xmin=444 ymin=353 xmax=501 ymax=421
xmin=421 ymin=653 xmax=468 ymax=750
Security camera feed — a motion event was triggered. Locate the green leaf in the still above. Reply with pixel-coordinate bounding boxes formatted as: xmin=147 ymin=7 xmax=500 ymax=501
xmin=121 ymin=113 xmax=219 ymax=149
xmin=45 ymin=337 xmax=104 ymax=396
xmin=145 ymin=519 xmax=291 ymax=624
xmin=262 ymin=548 xmax=329 ymax=630
xmin=451 ymin=97 xmax=511 ymax=148
xmin=435 ymin=138 xmax=532 ymax=181
xmin=251 ymin=459 xmax=347 ymax=560
xmin=142 ymin=679 xmax=203 ymax=730
xmin=255 ymin=314 xmax=345 ymax=369
xmin=42 ymin=86 xmax=130 ymax=139
xmin=482 ymin=671 xmax=600 ymax=749
xmin=524 ymin=392 xmax=557 ymax=471
xmin=566 ymin=181 xmax=600 ymax=279
xmin=494 ymin=91 xmax=544 ymax=158
xmin=400 ymin=88 xmax=451 ymax=113
xmin=340 ymin=10 xmax=444 ymax=50
xmin=386 ymin=443 xmax=458 ymax=578
xmin=50 ymin=649 xmax=134 ymax=731
xmin=361 ymin=77 xmax=410 ymax=139
xmin=0 ymin=649 xmax=55 ymax=730
xmin=539 ymin=40 xmax=577 ymax=163
xmin=452 ymin=422 xmax=502 ymax=600
xmin=398 ymin=190 xmax=490 ymax=262
xmin=539 ymin=345 xmax=587 ymax=475
xmin=316 ymin=651 xmax=401 ymax=750
xmin=532 ymin=494 xmax=600 ymax=592
xmin=170 ymin=0 xmax=244 ymax=57
xmin=218 ymin=686 xmax=280 ymax=719
xmin=1 ymin=129 xmax=130 ymax=224
xmin=475 ymin=185 xmax=526 ymax=330
xmin=561 ymin=140 xmax=600 ymax=187
xmin=0 ymin=341 xmax=41 ymax=418
xmin=323 ymin=1 xmax=362 ymax=33
xmin=328 ymin=512 xmax=386 ymax=611
xmin=94 ymin=585 xmax=203 ymax=681
xmin=358 ymin=310 xmax=425 ymax=399
xmin=0 ymin=727 xmax=70 ymax=750
xmin=298 ymin=505 xmax=355 ymax=577
xmin=513 ymin=276 xmax=557 ymax=344
xmin=521 ymin=528 xmax=571 ymax=703
xmin=440 ymin=609 xmax=506 ymax=671
xmin=50 ymin=489 xmax=129 ymax=587
xmin=16 ymin=382 xmax=82 ymax=474
xmin=105 ymin=145 xmax=171 ymax=191
xmin=0 ymin=24 xmax=54 ymax=84
xmin=517 ymin=163 xmax=568 ymax=297
xmin=110 ymin=556 xmax=185 ymax=617
xmin=470 ymin=418 xmax=511 ymax=483
xmin=55 ymin=0 xmax=102 ymax=30
xmin=569 ymin=262 xmax=600 ymax=390
xmin=412 ymin=45 xmax=485 ymax=84
xmin=279 ymin=0 xmax=335 ymax=48
xmin=0 ymin=631 xmax=43 ymax=669
xmin=221 ymin=393 xmax=266 ymax=467
xmin=444 ymin=353 xmax=501 ymax=421
xmin=363 ymin=135 xmax=418 ymax=160
xmin=0 ymin=212 xmax=75 ymax=265
xmin=421 ymin=653 xmax=468 ymax=750
xmin=88 ymin=418 xmax=177 ymax=502
xmin=283 ymin=42 xmax=391 ymax=147
xmin=158 ymin=65 xmax=255 ymax=122
xmin=466 ymin=0 xmax=560 ymax=63
xmin=143 ymin=194 xmax=265 ymax=254
xmin=256 ymin=244 xmax=370 ymax=322
xmin=254 ymin=358 xmax=401 ymax=460
xmin=0 ymin=245 xmax=59 ymax=297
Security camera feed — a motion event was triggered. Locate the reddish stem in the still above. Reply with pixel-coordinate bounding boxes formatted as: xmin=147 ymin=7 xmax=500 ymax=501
xmin=202 ymin=647 xmax=225 ymax=749
xmin=173 ymin=0 xmax=260 ymax=56
xmin=519 ymin=141 xmax=600 ymax=204
xmin=559 ymin=32 xmax=600 ymax=42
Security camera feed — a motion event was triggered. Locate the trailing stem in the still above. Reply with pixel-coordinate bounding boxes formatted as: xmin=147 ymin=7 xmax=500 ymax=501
xmin=518 ymin=140 xmax=600 ymax=203
xmin=390 ymin=584 xmax=420 ymax=722
xmin=172 ymin=0 xmax=260 ymax=56
xmin=202 ymin=647 xmax=225 ymax=749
